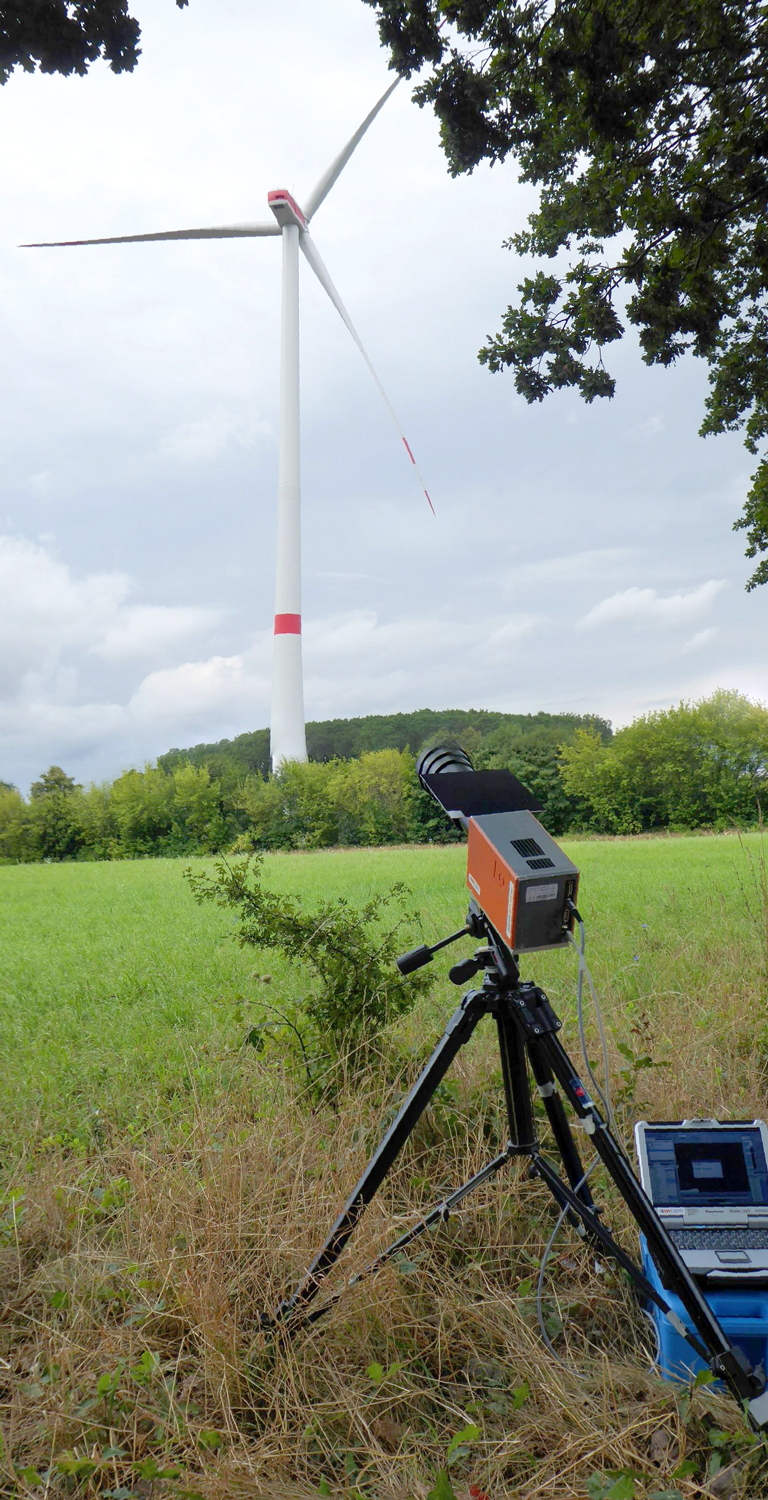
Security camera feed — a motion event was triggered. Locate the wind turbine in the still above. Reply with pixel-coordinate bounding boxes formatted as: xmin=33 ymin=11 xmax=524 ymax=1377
xmin=24 ymin=76 xmax=433 ymax=770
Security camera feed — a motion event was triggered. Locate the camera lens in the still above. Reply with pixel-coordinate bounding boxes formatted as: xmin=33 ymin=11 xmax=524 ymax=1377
xmin=416 ymin=745 xmax=474 ymax=787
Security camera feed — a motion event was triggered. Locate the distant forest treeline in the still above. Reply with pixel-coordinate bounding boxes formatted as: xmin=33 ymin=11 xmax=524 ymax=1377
xmin=158 ymin=707 xmax=611 ymax=780
xmin=1 ymin=693 xmax=765 ymax=862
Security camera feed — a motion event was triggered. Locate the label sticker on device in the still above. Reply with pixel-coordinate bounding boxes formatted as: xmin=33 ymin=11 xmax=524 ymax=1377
xmin=525 ymin=883 xmax=558 ymax=903
xmin=505 ymin=881 xmax=514 ymax=938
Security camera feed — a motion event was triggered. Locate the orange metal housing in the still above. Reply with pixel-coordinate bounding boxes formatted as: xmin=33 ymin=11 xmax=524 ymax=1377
xmin=466 ymin=817 xmax=519 ymax=945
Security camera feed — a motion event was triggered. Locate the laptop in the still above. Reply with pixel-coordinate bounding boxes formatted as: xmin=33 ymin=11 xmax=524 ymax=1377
xmin=634 ymin=1119 xmax=768 ymax=1281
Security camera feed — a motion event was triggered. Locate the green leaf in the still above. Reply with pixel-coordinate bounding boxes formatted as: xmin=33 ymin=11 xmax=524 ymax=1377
xmin=670 ymin=1459 xmax=697 ymax=1479
xmin=136 ymin=1459 xmax=181 ymax=1480
xmin=395 ymin=1256 xmax=419 ymax=1274
xmin=707 ymin=1427 xmax=730 ymax=1446
xmin=446 ymin=1423 xmax=480 ymax=1463
xmin=606 ymin=1478 xmax=636 ymax=1500
xmin=517 ymin=1277 xmax=533 ymax=1296
xmin=317 ymin=1482 xmax=332 ymax=1497
xmin=56 ymin=1457 xmax=99 ymax=1477
xmin=587 ymin=1475 xmax=637 ymax=1500
xmin=198 ymin=1429 xmax=223 ymax=1450
xmin=511 ymin=1379 xmax=530 ymax=1410
xmin=366 ymin=1362 xmax=385 ymax=1384
xmin=131 ymin=1349 xmax=160 ymax=1383
xmin=693 ymin=1367 xmax=716 ymax=1388
xmin=426 ymin=1471 xmax=459 ymax=1500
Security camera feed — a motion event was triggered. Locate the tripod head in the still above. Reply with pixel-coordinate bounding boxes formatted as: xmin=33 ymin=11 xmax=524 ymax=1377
xmin=396 ymin=900 xmax=520 ymax=989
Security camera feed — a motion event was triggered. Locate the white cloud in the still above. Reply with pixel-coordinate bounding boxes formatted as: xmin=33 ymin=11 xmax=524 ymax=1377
xmin=579 ymin=580 xmax=725 ymax=631
xmin=0 ymin=532 xmax=221 ymax=697
xmin=0 ymin=534 xmax=131 ymax=692
xmin=680 ymin=626 xmax=718 ymax=655
xmin=92 ymin=604 xmax=221 ymax=663
xmin=128 ymin=651 xmax=269 ymax=725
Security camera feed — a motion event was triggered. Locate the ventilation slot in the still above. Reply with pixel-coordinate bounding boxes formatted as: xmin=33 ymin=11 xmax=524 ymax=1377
xmin=512 ymin=837 xmax=544 ymax=858
xmin=527 ymin=856 xmax=555 ymax=870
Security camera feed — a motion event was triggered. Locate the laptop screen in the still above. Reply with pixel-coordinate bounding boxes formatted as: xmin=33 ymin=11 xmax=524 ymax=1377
xmin=644 ymin=1127 xmax=768 ymax=1208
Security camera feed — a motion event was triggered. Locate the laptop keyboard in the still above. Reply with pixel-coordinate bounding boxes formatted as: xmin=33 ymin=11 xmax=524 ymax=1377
xmin=668 ymin=1228 xmax=768 ymax=1250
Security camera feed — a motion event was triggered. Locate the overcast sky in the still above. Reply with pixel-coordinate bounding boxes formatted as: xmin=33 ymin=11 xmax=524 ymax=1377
xmin=1 ymin=0 xmax=766 ymax=792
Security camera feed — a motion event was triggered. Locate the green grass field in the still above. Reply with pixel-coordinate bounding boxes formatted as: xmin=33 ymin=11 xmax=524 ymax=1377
xmin=2 ymin=834 xmax=768 ymax=1499
xmin=1 ymin=834 xmax=766 ymax=1152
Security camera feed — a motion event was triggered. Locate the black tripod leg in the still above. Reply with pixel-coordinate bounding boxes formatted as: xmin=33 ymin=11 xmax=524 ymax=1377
xmin=496 ymin=1010 xmax=536 ymax=1150
xmin=535 ymin=1028 xmax=768 ymax=1414
xmin=301 ymin=1144 xmax=516 ymax=1330
xmin=526 ymin=1035 xmax=596 ymax=1218
xmin=273 ymin=988 xmax=489 ymax=1325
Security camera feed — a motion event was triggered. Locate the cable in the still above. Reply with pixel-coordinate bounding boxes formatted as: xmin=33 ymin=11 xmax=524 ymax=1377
xmin=567 ymin=914 xmax=628 ymax=1159
xmin=536 ymin=1165 xmax=663 ymax=1377
xmin=535 ymin=913 xmax=649 ymax=1372
xmin=641 ymin=1307 xmax=661 ymax=1370
xmin=536 ymin=1157 xmax=600 ymax=1372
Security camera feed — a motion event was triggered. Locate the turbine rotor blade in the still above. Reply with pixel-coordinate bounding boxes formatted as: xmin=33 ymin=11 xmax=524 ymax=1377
xmin=22 ymin=222 xmax=281 ymax=248
xmin=300 ymin=230 xmax=434 ymax=515
xmin=303 ymin=76 xmax=401 ymax=221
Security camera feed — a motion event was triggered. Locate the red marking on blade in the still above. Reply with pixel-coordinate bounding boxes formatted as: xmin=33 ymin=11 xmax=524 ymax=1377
xmin=402 ymin=436 xmax=415 ymax=463
xmin=274 ymin=613 xmax=301 ymax=635
xmin=425 ymin=489 xmax=435 ymax=515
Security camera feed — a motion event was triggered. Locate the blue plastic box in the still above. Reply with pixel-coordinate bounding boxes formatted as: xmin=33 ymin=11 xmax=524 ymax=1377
xmin=641 ymin=1236 xmax=768 ymax=1382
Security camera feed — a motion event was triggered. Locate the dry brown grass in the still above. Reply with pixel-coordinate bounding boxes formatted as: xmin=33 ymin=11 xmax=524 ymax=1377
xmin=4 ymin=966 xmax=768 ymax=1500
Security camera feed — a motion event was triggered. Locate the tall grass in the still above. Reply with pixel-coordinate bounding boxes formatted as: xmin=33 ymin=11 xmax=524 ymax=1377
xmin=2 ymin=835 xmax=768 ymax=1497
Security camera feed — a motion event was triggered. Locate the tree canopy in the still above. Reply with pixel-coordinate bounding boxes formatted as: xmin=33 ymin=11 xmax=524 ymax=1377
xmin=559 ymin=688 xmax=768 ymax=830
xmin=0 ymin=0 xmax=187 ymax=85
xmin=365 ymin=0 xmax=768 ymax=587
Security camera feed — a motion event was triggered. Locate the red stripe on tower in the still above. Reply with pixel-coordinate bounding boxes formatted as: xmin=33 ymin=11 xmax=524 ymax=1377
xmin=274 ymin=613 xmax=302 ymax=635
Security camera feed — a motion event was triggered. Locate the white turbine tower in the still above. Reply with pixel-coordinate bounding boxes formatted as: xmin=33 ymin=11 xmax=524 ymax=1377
xmin=25 ymin=77 xmax=433 ymax=769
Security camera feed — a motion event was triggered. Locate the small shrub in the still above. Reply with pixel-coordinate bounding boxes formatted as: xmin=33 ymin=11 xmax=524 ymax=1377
xmin=185 ymin=856 xmax=434 ymax=1082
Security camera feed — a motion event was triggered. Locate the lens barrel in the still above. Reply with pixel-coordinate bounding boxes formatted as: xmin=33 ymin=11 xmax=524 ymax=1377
xmin=416 ymin=745 xmax=474 ymax=789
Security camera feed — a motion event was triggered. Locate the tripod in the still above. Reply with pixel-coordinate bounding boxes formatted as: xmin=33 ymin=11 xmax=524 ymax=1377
xmin=271 ymin=907 xmax=768 ymax=1430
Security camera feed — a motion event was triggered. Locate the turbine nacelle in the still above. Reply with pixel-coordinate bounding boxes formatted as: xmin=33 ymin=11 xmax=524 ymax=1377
xmin=268 ymin=190 xmax=308 ymax=231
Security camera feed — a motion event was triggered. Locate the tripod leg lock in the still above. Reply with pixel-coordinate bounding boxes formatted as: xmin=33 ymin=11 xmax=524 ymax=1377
xmin=711 ymin=1345 xmax=767 ymax=1401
